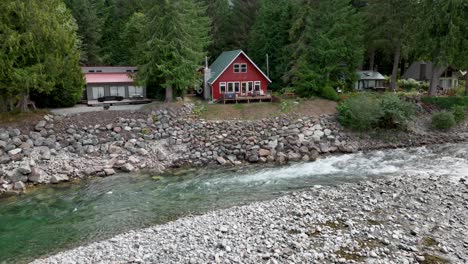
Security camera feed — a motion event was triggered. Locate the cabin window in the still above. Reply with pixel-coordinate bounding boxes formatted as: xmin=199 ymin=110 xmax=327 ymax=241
xmin=233 ymin=64 xmax=240 ymax=73
xmin=227 ymin=82 xmax=234 ymax=93
xmin=241 ymin=82 xmax=247 ymax=94
xmin=254 ymin=81 xmax=261 ymax=91
xmin=96 ymin=70 xmax=103 ymax=73
xmin=220 ymin=82 xmax=226 ymax=93
xmin=234 ymin=82 xmax=240 ymax=93
xmin=240 ymin=64 xmax=247 ymax=73
xmin=92 ymin=86 xmax=105 ymax=99
xmin=128 ymin=86 xmax=144 ymax=97
xmin=110 ymin=86 xmax=125 ymax=97
xmin=248 ymin=81 xmax=254 ymax=92
xmin=88 ymin=70 xmax=95 ymax=73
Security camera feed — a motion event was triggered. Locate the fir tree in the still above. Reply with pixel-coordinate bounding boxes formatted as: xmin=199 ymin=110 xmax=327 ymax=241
xmin=120 ymin=12 xmax=149 ymax=66
xmin=286 ymin=0 xmax=364 ymax=99
xmin=204 ymin=0 xmax=236 ymax=59
xmin=138 ymin=0 xmax=211 ymax=101
xmin=0 ymin=0 xmax=84 ymax=111
xmin=248 ymin=0 xmax=293 ymax=91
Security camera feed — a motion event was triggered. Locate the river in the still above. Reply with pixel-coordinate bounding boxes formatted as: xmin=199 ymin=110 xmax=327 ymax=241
xmin=1 ymin=143 xmax=467 ymax=263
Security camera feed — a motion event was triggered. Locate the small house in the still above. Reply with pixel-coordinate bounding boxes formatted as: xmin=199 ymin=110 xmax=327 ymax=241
xmin=354 ymin=71 xmax=387 ymax=90
xmin=204 ymin=50 xmax=272 ymax=102
xmin=402 ymin=62 xmax=464 ymax=89
xmin=82 ymin=66 xmax=147 ymax=104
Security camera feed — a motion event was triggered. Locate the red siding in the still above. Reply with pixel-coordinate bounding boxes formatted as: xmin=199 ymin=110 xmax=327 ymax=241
xmin=211 ymin=53 xmax=270 ymax=100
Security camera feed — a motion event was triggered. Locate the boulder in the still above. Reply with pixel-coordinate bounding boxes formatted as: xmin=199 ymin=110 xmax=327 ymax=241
xmin=28 ymin=168 xmax=47 ymax=183
xmin=0 ymin=140 xmax=6 ymax=149
xmin=35 ymin=120 xmax=46 ymax=131
xmin=0 ymin=132 xmax=9 ymax=141
xmin=50 ymin=174 xmax=69 ymax=184
xmin=8 ymin=148 xmax=22 ymax=156
xmin=216 ymin=156 xmax=227 ymax=165
xmin=136 ymin=148 xmax=149 ymax=156
xmin=17 ymin=161 xmax=32 ymax=175
xmin=104 ymin=168 xmax=116 ymax=176
xmin=6 ymin=169 xmax=26 ymax=183
xmin=121 ymin=163 xmax=135 ymax=172
xmin=108 ymin=145 xmax=122 ymax=154
xmin=13 ymin=181 xmax=26 ymax=191
xmin=258 ymin=149 xmax=271 ymax=157
xmin=128 ymin=156 xmax=140 ymax=164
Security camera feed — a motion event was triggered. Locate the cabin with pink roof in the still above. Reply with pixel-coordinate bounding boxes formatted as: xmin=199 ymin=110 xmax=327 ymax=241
xmin=82 ymin=66 xmax=147 ymax=105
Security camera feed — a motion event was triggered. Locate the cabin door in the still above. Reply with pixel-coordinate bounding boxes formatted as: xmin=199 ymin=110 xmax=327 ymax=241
xmin=241 ymin=82 xmax=248 ymax=96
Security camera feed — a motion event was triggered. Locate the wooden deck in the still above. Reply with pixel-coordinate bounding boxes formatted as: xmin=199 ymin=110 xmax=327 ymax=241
xmin=87 ymin=99 xmax=152 ymax=107
xmin=219 ymin=95 xmax=273 ymax=104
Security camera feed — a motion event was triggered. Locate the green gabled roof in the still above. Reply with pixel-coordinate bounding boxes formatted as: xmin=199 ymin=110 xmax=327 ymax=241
xmin=208 ymin=50 xmax=243 ymax=84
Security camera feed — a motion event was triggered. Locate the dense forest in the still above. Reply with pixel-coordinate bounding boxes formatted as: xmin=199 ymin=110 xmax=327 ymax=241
xmin=1 ymin=0 xmax=468 ymax=111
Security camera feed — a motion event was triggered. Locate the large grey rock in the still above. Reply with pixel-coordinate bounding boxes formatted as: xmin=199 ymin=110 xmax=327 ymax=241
xmin=259 ymin=149 xmax=271 ymax=157
xmin=17 ymin=161 xmax=32 ymax=175
xmin=108 ymin=145 xmax=122 ymax=154
xmin=8 ymin=148 xmax=22 ymax=156
xmin=28 ymin=168 xmax=47 ymax=183
xmin=35 ymin=120 xmax=47 ymax=131
xmin=9 ymin=128 xmax=21 ymax=137
xmin=6 ymin=169 xmax=26 ymax=183
xmin=104 ymin=168 xmax=116 ymax=176
xmin=121 ymin=163 xmax=135 ymax=172
xmin=136 ymin=148 xmax=148 ymax=156
xmin=13 ymin=181 xmax=26 ymax=191
xmin=0 ymin=140 xmax=6 ymax=149
xmin=216 ymin=156 xmax=227 ymax=165
xmin=50 ymin=174 xmax=69 ymax=184
xmin=0 ymin=132 xmax=9 ymax=141
xmin=288 ymin=152 xmax=302 ymax=162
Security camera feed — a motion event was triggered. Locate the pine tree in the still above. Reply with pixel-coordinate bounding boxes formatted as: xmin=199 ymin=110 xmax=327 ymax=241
xmin=286 ymin=0 xmax=364 ymax=99
xmin=204 ymin=0 xmax=236 ymax=59
xmin=417 ymin=0 xmax=468 ymax=96
xmin=120 ymin=12 xmax=149 ymax=66
xmin=0 ymin=0 xmax=84 ymax=111
xmin=363 ymin=0 xmax=417 ymax=91
xmin=231 ymin=0 xmax=259 ymax=49
xmin=138 ymin=0 xmax=211 ymax=101
xmin=64 ymin=0 xmax=106 ymax=65
xmin=248 ymin=0 xmax=293 ymax=91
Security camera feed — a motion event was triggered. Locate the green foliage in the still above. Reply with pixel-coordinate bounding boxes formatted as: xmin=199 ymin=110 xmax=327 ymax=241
xmin=321 ymin=86 xmax=340 ymax=101
xmin=120 ymin=12 xmax=149 ymax=65
xmin=248 ymin=0 xmax=292 ymax=91
xmin=337 ymin=94 xmax=381 ymax=131
xmin=431 ymin=111 xmax=456 ymax=130
xmin=286 ymin=0 xmax=364 ymax=99
xmin=192 ymin=103 xmax=208 ymax=117
xmin=0 ymin=0 xmax=84 ymax=110
xmin=397 ymin=79 xmax=429 ymax=92
xmin=337 ymin=93 xmax=415 ymax=131
xmin=451 ymin=105 xmax=465 ymax=123
xmin=379 ymin=94 xmax=415 ymax=129
xmin=421 ymin=96 xmax=468 ymax=109
xmin=138 ymin=0 xmax=212 ymax=102
xmin=203 ymin=0 xmax=237 ymax=58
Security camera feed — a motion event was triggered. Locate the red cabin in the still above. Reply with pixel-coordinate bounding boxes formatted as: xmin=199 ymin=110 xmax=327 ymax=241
xmin=205 ymin=50 xmax=272 ymax=102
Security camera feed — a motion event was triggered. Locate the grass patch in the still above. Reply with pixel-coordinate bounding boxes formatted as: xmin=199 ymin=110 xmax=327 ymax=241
xmin=0 ymin=109 xmax=48 ymax=125
xmin=335 ymin=247 xmax=365 ymax=261
xmin=421 ymin=237 xmax=438 ymax=247
xmin=420 ymin=253 xmax=448 ymax=264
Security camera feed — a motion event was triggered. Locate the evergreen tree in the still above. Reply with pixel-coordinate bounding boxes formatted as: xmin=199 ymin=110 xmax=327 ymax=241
xmin=231 ymin=0 xmax=259 ymax=49
xmin=0 ymin=0 xmax=84 ymax=111
xmin=248 ymin=0 xmax=293 ymax=91
xmin=286 ymin=0 xmax=364 ymax=99
xmin=138 ymin=0 xmax=211 ymax=101
xmin=204 ymin=0 xmax=236 ymax=59
xmin=120 ymin=12 xmax=149 ymax=66
xmin=417 ymin=0 xmax=468 ymax=96
xmin=64 ymin=0 xmax=106 ymax=65
xmin=363 ymin=0 xmax=417 ymax=91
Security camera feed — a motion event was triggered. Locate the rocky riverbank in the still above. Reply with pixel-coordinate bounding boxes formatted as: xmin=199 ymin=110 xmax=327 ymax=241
xmin=1 ymin=103 xmax=467 ymax=195
xmin=31 ymin=174 xmax=468 ymax=264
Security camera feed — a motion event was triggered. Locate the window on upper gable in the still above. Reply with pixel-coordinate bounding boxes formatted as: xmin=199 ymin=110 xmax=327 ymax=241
xmin=234 ymin=64 xmax=240 ymax=73
xmin=240 ymin=63 xmax=247 ymax=73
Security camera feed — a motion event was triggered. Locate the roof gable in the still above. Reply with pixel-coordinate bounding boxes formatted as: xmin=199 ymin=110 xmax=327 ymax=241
xmin=208 ymin=50 xmax=272 ymax=84
xmin=357 ymin=71 xmax=385 ymax=80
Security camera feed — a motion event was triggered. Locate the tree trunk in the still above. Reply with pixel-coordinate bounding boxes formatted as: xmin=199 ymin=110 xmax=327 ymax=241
xmin=390 ymin=42 xmax=401 ymax=91
xmin=16 ymin=90 xmax=31 ymax=112
xmin=428 ymin=66 xmax=446 ymax=96
xmin=165 ymin=87 xmax=174 ymax=102
xmin=465 ymin=74 xmax=468 ymax=96
xmin=369 ymin=48 xmax=375 ymax=71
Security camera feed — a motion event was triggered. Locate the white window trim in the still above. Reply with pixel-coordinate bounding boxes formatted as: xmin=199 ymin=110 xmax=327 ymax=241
xmin=254 ymin=81 xmax=261 ymax=91
xmin=234 ymin=82 xmax=240 ymax=93
xmin=227 ymin=82 xmax=235 ymax=93
xmin=220 ymin=82 xmax=227 ymax=93
xmin=240 ymin=63 xmax=247 ymax=73
xmin=248 ymin=81 xmax=254 ymax=92
xmin=233 ymin=63 xmax=240 ymax=73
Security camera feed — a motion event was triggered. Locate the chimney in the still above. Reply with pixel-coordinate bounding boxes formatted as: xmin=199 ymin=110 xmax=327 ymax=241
xmin=419 ymin=62 xmax=427 ymax=81
xmin=203 ymin=56 xmax=212 ymax=100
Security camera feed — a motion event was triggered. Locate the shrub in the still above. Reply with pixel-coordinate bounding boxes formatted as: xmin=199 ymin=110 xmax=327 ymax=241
xmin=337 ymin=93 xmax=416 ymax=131
xmin=379 ymin=94 xmax=415 ymax=129
xmin=398 ymin=79 xmax=428 ymax=92
xmin=337 ymin=93 xmax=381 ymax=131
xmin=421 ymin=96 xmax=468 ymax=109
xmin=321 ymin=85 xmax=340 ymax=101
xmin=431 ymin=111 xmax=456 ymax=130
xmin=452 ymin=105 xmax=465 ymax=123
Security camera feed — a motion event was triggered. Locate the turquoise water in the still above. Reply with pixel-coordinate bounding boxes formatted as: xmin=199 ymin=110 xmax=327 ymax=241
xmin=1 ymin=143 xmax=467 ymax=263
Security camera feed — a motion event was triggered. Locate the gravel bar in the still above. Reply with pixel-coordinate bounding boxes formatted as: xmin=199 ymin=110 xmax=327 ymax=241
xmin=32 ymin=175 xmax=468 ymax=264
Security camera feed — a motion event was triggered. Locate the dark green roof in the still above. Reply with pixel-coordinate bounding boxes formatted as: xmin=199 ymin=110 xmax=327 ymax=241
xmin=208 ymin=50 xmax=243 ymax=84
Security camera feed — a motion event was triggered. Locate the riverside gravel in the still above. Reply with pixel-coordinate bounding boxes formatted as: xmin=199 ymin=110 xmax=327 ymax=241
xmin=32 ymin=175 xmax=468 ymax=264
